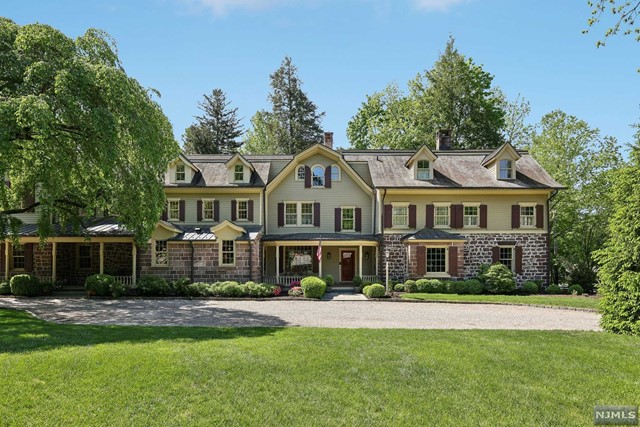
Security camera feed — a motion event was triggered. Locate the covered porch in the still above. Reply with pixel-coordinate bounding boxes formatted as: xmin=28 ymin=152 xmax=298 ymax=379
xmin=262 ymin=235 xmax=379 ymax=286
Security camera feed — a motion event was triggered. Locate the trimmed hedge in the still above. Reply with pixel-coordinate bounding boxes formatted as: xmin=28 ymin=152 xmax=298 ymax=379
xmin=301 ymin=276 xmax=327 ymax=298
xmin=10 ymin=275 xmax=41 ymax=297
xmin=465 ymin=279 xmax=484 ymax=295
xmin=363 ymin=284 xmax=386 ymax=298
xmin=394 ymin=283 xmax=405 ymax=292
xmin=0 ymin=281 xmax=11 ymax=295
xmin=416 ymin=279 xmax=444 ymax=293
xmin=480 ymin=263 xmax=516 ymax=294
xmin=85 ymin=274 xmax=115 ymax=296
xmin=138 ymin=276 xmax=171 ymax=296
xmin=568 ymin=284 xmax=584 ymax=295
xmin=546 ymin=284 xmax=562 ymax=294
xmin=404 ymin=280 xmax=417 ymax=293
xmin=522 ymin=281 xmax=539 ymax=295
xmin=323 ymin=275 xmax=335 ymax=287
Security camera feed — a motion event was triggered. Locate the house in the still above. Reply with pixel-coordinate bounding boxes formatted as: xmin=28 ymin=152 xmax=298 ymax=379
xmin=1 ymin=131 xmax=563 ymax=288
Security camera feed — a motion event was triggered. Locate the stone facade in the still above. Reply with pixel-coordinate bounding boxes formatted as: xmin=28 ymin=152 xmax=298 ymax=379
xmin=379 ymin=234 xmax=407 ymax=281
xmin=406 ymin=241 xmax=465 ymax=280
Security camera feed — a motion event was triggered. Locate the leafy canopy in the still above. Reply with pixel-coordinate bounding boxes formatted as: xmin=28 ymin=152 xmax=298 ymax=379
xmin=0 ymin=18 xmax=179 ymax=242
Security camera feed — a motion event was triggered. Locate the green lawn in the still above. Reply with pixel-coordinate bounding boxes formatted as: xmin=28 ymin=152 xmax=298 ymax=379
xmin=1 ymin=309 xmax=638 ymax=426
xmin=401 ymin=293 xmax=600 ymax=309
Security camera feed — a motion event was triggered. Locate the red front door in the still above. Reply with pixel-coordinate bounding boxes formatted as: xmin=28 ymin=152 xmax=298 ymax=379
xmin=341 ymin=250 xmax=355 ymax=282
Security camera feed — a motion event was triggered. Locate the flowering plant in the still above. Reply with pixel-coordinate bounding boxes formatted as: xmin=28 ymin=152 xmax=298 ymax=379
xmin=288 ymin=286 xmax=303 ymax=297
xmin=272 ymin=286 xmax=282 ymax=296
xmin=290 ymin=280 xmax=301 ymax=287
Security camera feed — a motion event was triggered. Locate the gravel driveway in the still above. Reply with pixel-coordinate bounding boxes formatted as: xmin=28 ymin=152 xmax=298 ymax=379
xmin=0 ymin=297 xmax=601 ymax=330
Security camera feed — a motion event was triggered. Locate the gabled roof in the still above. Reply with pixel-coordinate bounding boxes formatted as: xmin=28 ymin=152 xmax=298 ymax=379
xmin=403 ymin=228 xmax=465 ymax=241
xmin=225 ymin=153 xmax=255 ymax=172
xmin=405 ymin=145 xmax=438 ymax=168
xmin=172 ymin=153 xmax=201 ymax=173
xmin=481 ymin=142 xmax=522 ymax=167
xmin=211 ymin=220 xmax=246 ymax=235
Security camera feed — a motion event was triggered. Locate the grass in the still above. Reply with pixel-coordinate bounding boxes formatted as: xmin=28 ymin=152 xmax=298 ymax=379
xmin=400 ymin=293 xmax=600 ymax=309
xmin=1 ymin=309 xmax=638 ymax=426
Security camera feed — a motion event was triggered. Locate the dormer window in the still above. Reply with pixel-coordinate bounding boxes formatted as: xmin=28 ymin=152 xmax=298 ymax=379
xmin=312 ymin=165 xmax=325 ymax=187
xmin=296 ymin=165 xmax=305 ymax=181
xmin=234 ymin=164 xmax=244 ymax=182
xmin=499 ymin=159 xmax=514 ymax=179
xmin=417 ymin=160 xmax=430 ymax=180
xmin=331 ymin=165 xmax=341 ymax=181
xmin=175 ymin=164 xmax=186 ymax=182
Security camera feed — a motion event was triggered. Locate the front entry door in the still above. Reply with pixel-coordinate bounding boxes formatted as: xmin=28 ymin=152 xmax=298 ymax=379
xmin=341 ymin=250 xmax=355 ymax=282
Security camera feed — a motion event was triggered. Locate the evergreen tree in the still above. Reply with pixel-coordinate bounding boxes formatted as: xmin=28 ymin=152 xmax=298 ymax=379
xmin=241 ymin=110 xmax=286 ymax=155
xmin=183 ymin=89 xmax=243 ymax=154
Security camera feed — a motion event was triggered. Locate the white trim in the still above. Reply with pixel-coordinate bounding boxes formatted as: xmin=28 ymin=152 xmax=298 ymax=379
xmin=151 ymin=239 xmax=169 ymax=268
xmin=340 ymin=205 xmax=356 ymax=232
xmin=175 ymin=164 xmax=186 ymax=182
xmin=497 ymin=244 xmax=516 ymax=272
xmin=405 ymin=145 xmax=438 ymax=167
xmin=330 ymin=164 xmax=341 ymax=182
xmin=201 ymin=198 xmax=215 ymax=221
xmin=462 ymin=203 xmax=480 ymax=229
xmin=519 ymin=203 xmax=536 ymax=229
xmin=219 ymin=239 xmax=236 ymax=266
xmin=339 ymin=248 xmax=357 ymax=282
xmin=310 ymin=164 xmax=325 ymax=188
xmin=283 ymin=201 xmax=315 ymax=227
xmin=236 ymin=198 xmax=249 ymax=222
xmin=225 ymin=153 xmax=255 ymax=172
xmin=233 ymin=164 xmax=245 ymax=182
xmin=391 ymin=202 xmax=410 ymax=229
xmin=212 ymin=220 xmax=246 ymax=234
xmin=433 ymin=203 xmax=451 ymax=229
xmin=167 ymin=198 xmax=181 ymax=222
xmin=295 ymin=165 xmax=306 ymax=182
xmin=423 ymin=245 xmax=450 ymax=278
xmin=415 ymin=159 xmax=432 ymax=181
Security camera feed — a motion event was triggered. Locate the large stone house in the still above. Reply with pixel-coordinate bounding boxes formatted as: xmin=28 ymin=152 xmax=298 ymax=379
xmin=1 ymin=132 xmax=563 ymax=288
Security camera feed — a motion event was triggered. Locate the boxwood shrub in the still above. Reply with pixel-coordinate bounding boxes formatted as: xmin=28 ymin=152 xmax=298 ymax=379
xmin=546 ymin=284 xmax=562 ymax=294
xmin=394 ymin=283 xmax=405 ymax=292
xmin=416 ymin=279 xmax=444 ymax=293
xmin=301 ymin=276 xmax=327 ymax=298
xmin=0 ymin=281 xmax=11 ymax=295
xmin=465 ymin=279 xmax=484 ymax=295
xmin=568 ymin=284 xmax=584 ymax=295
xmin=404 ymin=280 xmax=417 ymax=293
xmin=480 ymin=263 xmax=516 ymax=294
xmin=10 ymin=274 xmax=41 ymax=297
xmin=363 ymin=283 xmax=386 ymax=298
xmin=138 ymin=275 xmax=171 ymax=296
xmin=85 ymin=274 xmax=115 ymax=296
xmin=521 ymin=281 xmax=539 ymax=295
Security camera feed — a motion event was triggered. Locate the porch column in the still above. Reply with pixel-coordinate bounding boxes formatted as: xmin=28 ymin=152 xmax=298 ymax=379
xmin=52 ymin=241 xmax=57 ymax=283
xmin=275 ymin=244 xmax=280 ymax=282
xmin=375 ymin=246 xmax=379 ymax=280
xmin=358 ymin=245 xmax=363 ymax=278
xmin=99 ymin=242 xmax=104 ymax=274
xmin=318 ymin=243 xmax=322 ymax=278
xmin=4 ymin=241 xmax=8 ymax=281
xmin=131 ymin=242 xmax=137 ymax=287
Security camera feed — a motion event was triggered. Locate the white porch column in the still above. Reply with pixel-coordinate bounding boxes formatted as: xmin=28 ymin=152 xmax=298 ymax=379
xmin=99 ymin=242 xmax=104 ymax=274
xmin=52 ymin=241 xmax=57 ymax=283
xmin=4 ymin=241 xmax=9 ymax=281
xmin=275 ymin=244 xmax=280 ymax=282
xmin=358 ymin=245 xmax=363 ymax=277
xmin=132 ymin=243 xmax=137 ymax=287
xmin=375 ymin=246 xmax=379 ymax=280
xmin=318 ymin=242 xmax=323 ymax=278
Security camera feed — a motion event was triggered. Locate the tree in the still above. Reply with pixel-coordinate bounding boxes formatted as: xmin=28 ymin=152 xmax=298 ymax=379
xmin=585 ymin=1 xmax=640 ymax=47
xmin=495 ymin=90 xmax=534 ymax=148
xmin=241 ymin=110 xmax=286 ymax=155
xmin=243 ymin=57 xmax=324 ymax=155
xmin=182 ymin=88 xmax=243 ymax=154
xmin=530 ymin=110 xmax=621 ymax=288
xmin=0 ymin=19 xmax=179 ymax=242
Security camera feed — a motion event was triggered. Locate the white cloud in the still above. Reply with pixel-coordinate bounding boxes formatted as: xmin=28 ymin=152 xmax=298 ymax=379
xmin=179 ymin=0 xmax=294 ymax=16
xmin=412 ymin=0 xmax=468 ymax=12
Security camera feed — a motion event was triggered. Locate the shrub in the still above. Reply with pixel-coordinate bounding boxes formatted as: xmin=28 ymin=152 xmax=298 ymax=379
xmin=480 ymin=264 xmax=516 ymax=294
xmin=171 ymin=278 xmax=191 ymax=296
xmin=290 ymin=280 xmax=301 ymax=287
xmin=394 ymin=283 xmax=405 ymax=292
xmin=465 ymin=279 xmax=484 ymax=295
xmin=288 ymin=286 xmax=303 ymax=297
xmin=110 ymin=280 xmax=126 ymax=298
xmin=416 ymin=279 xmax=444 ymax=293
xmin=404 ymin=280 xmax=417 ymax=293
xmin=184 ymin=282 xmax=209 ymax=297
xmin=245 ymin=282 xmax=275 ymax=297
xmin=0 ymin=281 xmax=12 ymax=295
xmin=568 ymin=284 xmax=584 ymax=295
xmin=447 ymin=280 xmax=469 ymax=295
xmin=85 ymin=274 xmax=115 ymax=296
xmin=521 ymin=281 xmax=539 ymax=295
xmin=219 ymin=281 xmax=244 ymax=297
xmin=352 ymin=275 xmax=362 ymax=289
xmin=323 ymin=275 xmax=335 ymax=287
xmin=546 ymin=284 xmax=562 ymax=294
xmin=363 ymin=283 xmax=386 ymax=298
xmin=271 ymin=285 xmax=282 ymax=296
xmin=10 ymin=275 xmax=41 ymax=297
xmin=138 ymin=275 xmax=171 ymax=296
xmin=300 ymin=276 xmax=327 ymax=298
xmin=358 ymin=281 xmax=373 ymax=293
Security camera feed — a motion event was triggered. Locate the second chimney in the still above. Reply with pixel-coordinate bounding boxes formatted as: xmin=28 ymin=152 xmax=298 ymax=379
xmin=436 ymin=129 xmax=452 ymax=150
xmin=323 ymin=132 xmax=334 ymax=149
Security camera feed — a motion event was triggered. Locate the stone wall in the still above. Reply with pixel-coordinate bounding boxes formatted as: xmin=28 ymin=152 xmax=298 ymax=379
xmin=33 ymin=243 xmax=52 ymax=277
xmin=406 ymin=242 xmax=465 ymax=280
xmin=380 ymin=234 xmax=407 ymax=281
xmin=462 ymin=233 xmax=549 ymax=285
xmin=250 ymin=236 xmax=262 ymax=282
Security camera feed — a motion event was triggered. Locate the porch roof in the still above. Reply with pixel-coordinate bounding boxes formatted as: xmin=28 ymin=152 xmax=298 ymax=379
xmin=166 ymin=223 xmax=263 ymax=241
xmin=403 ymin=228 xmax=465 ymax=241
xmin=262 ymin=233 xmax=379 ymax=242
xmin=16 ymin=217 xmax=133 ymax=237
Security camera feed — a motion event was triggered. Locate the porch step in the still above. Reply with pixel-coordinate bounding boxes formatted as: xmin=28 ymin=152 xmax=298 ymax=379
xmin=322 ymin=291 xmax=366 ymax=301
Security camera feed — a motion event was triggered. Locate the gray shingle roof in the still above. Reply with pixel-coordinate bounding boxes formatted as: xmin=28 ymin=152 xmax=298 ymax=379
xmin=166 ymin=224 xmax=263 ymax=241
xmin=17 ymin=218 xmax=133 ymax=237
xmin=403 ymin=228 xmax=465 ymax=241
xmin=164 ymin=159 xmax=271 ymax=188
xmin=262 ymin=233 xmax=379 ymax=242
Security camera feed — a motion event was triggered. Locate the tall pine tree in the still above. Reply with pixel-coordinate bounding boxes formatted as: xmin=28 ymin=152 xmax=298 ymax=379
xmin=183 ymin=89 xmax=243 ymax=154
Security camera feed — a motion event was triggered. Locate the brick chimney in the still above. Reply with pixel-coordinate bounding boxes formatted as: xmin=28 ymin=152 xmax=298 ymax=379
xmin=436 ymin=129 xmax=452 ymax=150
xmin=323 ymin=132 xmax=334 ymax=149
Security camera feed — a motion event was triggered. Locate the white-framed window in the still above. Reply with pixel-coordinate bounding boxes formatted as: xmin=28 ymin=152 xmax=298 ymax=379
xmin=285 ymin=202 xmax=314 ymax=226
xmin=499 ymin=159 xmax=514 ymax=179
xmin=392 ymin=203 xmax=409 ymax=228
xmin=434 ymin=204 xmax=450 ymax=227
xmin=463 ymin=205 xmax=479 ymax=228
xmin=78 ymin=245 xmax=91 ymax=270
xmin=202 ymin=199 xmax=214 ymax=221
xmin=237 ymin=199 xmax=248 ymax=221
xmin=312 ymin=165 xmax=325 ymax=187
xmin=168 ymin=199 xmax=180 ymax=221
xmin=296 ymin=165 xmax=306 ymax=181
xmin=221 ymin=240 xmax=235 ymax=266
xmin=12 ymin=246 xmax=25 ymax=270
xmin=175 ymin=164 xmax=186 ymax=182
xmin=417 ymin=160 xmax=430 ymax=180
xmin=426 ymin=247 xmax=447 ymax=274
xmin=152 ymin=240 xmax=168 ymax=267
xmin=341 ymin=207 xmax=355 ymax=231
xmin=498 ymin=246 xmax=514 ymax=271
xmin=234 ymin=164 xmax=244 ymax=182
xmin=331 ymin=164 xmax=341 ymax=181
xmin=520 ymin=204 xmax=536 ymax=228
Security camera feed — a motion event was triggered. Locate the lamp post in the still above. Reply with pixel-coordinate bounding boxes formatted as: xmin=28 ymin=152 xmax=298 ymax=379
xmin=385 ymin=249 xmax=390 ymax=294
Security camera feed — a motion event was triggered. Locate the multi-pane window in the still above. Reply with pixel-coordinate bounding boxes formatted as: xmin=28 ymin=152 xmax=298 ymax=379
xmin=392 ymin=205 xmax=408 ymax=227
xmin=331 ymin=165 xmax=341 ymax=181
xmin=342 ymin=207 xmax=355 ymax=231
xmin=234 ymin=164 xmax=244 ymax=181
xmin=237 ymin=200 xmax=248 ymax=220
xmin=499 ymin=247 xmax=514 ymax=271
xmin=285 ymin=203 xmax=297 ymax=226
xmin=520 ymin=206 xmax=535 ymax=227
xmin=175 ymin=164 xmax=186 ymax=182
xmin=78 ymin=245 xmax=91 ymax=269
xmin=499 ymin=159 xmax=513 ymax=179
xmin=300 ymin=203 xmax=313 ymax=225
xmin=202 ymin=200 xmax=214 ymax=221
xmin=285 ymin=202 xmax=313 ymax=226
xmin=312 ymin=166 xmax=325 ymax=187
xmin=463 ymin=206 xmax=479 ymax=227
xmin=297 ymin=166 xmax=305 ymax=181
xmin=168 ymin=200 xmax=180 ymax=221
xmin=417 ymin=160 xmax=430 ymax=180
xmin=12 ymin=247 xmax=25 ymax=270
xmin=221 ymin=240 xmax=235 ymax=265
xmin=153 ymin=240 xmax=168 ymax=266
xmin=435 ymin=205 xmax=450 ymax=227
xmin=285 ymin=247 xmax=314 ymax=275
xmin=426 ymin=248 xmax=446 ymax=273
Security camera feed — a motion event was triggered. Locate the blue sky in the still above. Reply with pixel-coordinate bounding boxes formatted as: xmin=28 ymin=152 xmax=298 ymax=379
xmin=4 ymin=0 xmax=640 ymax=152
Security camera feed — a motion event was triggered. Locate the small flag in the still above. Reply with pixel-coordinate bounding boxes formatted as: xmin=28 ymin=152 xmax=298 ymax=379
xmin=316 ymin=239 xmax=322 ymax=262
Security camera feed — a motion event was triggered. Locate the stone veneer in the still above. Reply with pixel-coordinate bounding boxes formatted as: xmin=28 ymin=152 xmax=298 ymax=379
xmin=379 ymin=234 xmax=407 ymax=281
xmin=406 ymin=241 xmax=465 ymax=280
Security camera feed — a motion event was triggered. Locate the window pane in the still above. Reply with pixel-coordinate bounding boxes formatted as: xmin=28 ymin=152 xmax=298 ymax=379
xmin=499 ymin=247 xmax=513 ymax=271
xmin=426 ymin=248 xmax=446 ymax=273
xmin=331 ymin=165 xmax=340 ymax=181
xmin=237 ymin=200 xmax=248 ymax=220
xmin=435 ymin=206 xmax=449 ymax=226
xmin=203 ymin=200 xmax=214 ymax=220
xmin=285 ymin=203 xmax=297 ymax=225
xmin=301 ymin=203 xmax=313 ymax=225
xmin=234 ymin=165 xmax=244 ymax=181
xmin=222 ymin=240 xmax=235 ymax=264
xmin=417 ymin=160 xmax=430 ymax=180
xmin=297 ymin=166 xmax=305 ymax=180
xmin=520 ymin=206 xmax=535 ymax=227
xmin=154 ymin=241 xmax=167 ymax=266
xmin=176 ymin=165 xmax=185 ymax=181
xmin=12 ymin=247 xmax=25 ymax=269
xmin=499 ymin=159 xmax=512 ymax=179
xmin=312 ymin=166 xmax=325 ymax=187
xmin=392 ymin=206 xmax=408 ymax=227
xmin=169 ymin=200 xmax=180 ymax=220
xmin=285 ymin=247 xmax=313 ymax=275
xmin=464 ymin=206 xmax=478 ymax=226
xmin=342 ymin=208 xmax=354 ymax=230
xmin=79 ymin=245 xmax=92 ymax=269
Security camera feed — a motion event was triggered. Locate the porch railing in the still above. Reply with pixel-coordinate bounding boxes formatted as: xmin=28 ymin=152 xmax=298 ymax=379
xmin=263 ymin=276 xmax=307 ymax=286
xmin=35 ymin=276 xmax=54 ymax=284
xmin=361 ymin=275 xmax=379 ymax=283
xmin=114 ymin=276 xmax=135 ymax=288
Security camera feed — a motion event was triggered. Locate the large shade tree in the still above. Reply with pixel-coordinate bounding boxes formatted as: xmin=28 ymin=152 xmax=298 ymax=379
xmin=0 ymin=18 xmax=179 ymax=242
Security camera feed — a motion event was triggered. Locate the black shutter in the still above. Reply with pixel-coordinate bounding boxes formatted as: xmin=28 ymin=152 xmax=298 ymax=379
xmin=248 ymin=200 xmax=254 ymax=222
xmin=384 ymin=205 xmax=392 ymax=228
xmin=304 ymin=166 xmax=311 ymax=188
xmin=409 ymin=204 xmax=416 ymax=229
xmin=179 ymin=201 xmax=185 ymax=221
xmin=231 ymin=200 xmax=237 ymax=221
xmin=335 ymin=208 xmax=341 ymax=232
xmin=161 ymin=205 xmax=168 ymax=221
xmin=448 ymin=246 xmax=458 ymax=277
xmin=214 ymin=200 xmax=220 ymax=222
xmin=278 ymin=203 xmax=285 ymax=227
xmin=515 ymin=246 xmax=523 ymax=274
xmin=24 ymin=244 xmax=33 ymax=272
xmin=491 ymin=247 xmax=500 ymax=263
xmin=426 ymin=205 xmax=434 ymax=229
xmin=314 ymin=203 xmax=320 ymax=227
xmin=512 ymin=205 xmax=520 ymax=229
xmin=536 ymin=205 xmax=544 ymax=229
xmin=197 ymin=200 xmax=202 ymax=221
xmin=355 ymin=208 xmax=362 ymax=232
xmin=416 ymin=246 xmax=426 ymax=276
xmin=324 ymin=167 xmax=332 ymax=188
xmin=480 ymin=205 xmax=487 ymax=229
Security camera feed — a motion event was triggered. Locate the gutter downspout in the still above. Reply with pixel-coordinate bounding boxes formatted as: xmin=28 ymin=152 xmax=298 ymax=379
xmin=189 ymin=241 xmax=195 ymax=283
xmin=547 ymin=190 xmax=559 ymax=287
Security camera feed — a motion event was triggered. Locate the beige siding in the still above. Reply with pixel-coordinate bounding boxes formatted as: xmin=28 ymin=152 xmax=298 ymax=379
xmin=383 ymin=193 xmax=548 ymax=233
xmin=267 ymin=153 xmax=374 ymax=235
xmin=166 ymin=192 xmax=261 ymax=225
